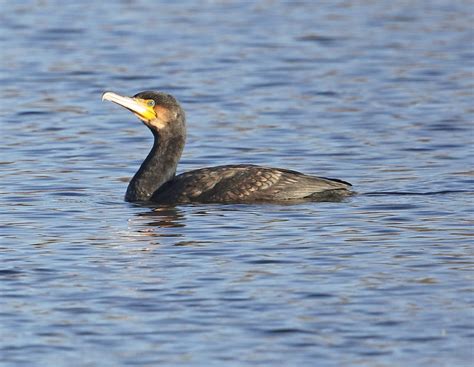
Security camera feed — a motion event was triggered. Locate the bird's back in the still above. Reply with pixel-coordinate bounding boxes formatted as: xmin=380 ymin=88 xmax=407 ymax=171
xmin=151 ymin=164 xmax=352 ymax=204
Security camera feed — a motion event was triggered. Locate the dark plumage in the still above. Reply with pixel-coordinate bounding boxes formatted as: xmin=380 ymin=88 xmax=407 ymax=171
xmin=102 ymin=90 xmax=352 ymax=204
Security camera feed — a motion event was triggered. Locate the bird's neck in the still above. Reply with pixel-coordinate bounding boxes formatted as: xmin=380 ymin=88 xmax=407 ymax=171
xmin=125 ymin=131 xmax=185 ymax=202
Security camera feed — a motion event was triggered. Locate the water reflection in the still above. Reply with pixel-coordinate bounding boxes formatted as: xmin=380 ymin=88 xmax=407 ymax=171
xmin=138 ymin=205 xmax=186 ymax=229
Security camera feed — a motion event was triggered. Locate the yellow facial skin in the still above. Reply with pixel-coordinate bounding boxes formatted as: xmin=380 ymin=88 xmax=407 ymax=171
xmin=102 ymin=92 xmax=156 ymax=123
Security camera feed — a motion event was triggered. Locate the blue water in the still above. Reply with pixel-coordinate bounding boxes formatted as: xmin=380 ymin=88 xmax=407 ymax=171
xmin=1 ymin=1 xmax=473 ymax=366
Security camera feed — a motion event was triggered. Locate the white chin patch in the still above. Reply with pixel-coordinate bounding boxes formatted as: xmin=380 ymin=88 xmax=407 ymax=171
xmin=151 ymin=120 xmax=167 ymax=130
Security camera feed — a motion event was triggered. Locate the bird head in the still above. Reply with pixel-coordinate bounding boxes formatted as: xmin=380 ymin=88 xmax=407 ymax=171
xmin=102 ymin=90 xmax=185 ymax=133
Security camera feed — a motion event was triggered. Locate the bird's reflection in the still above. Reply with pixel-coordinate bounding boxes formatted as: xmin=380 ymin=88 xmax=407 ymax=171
xmin=135 ymin=204 xmax=186 ymax=229
xmin=127 ymin=205 xmax=212 ymax=247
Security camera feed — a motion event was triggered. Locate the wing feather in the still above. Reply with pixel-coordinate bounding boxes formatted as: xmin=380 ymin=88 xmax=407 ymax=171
xmin=151 ymin=164 xmax=351 ymax=203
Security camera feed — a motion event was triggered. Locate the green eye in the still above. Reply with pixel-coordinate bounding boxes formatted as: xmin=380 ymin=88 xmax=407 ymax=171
xmin=147 ymin=100 xmax=155 ymax=107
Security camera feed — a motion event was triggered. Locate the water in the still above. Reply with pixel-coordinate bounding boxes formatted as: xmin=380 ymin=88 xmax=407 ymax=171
xmin=1 ymin=1 xmax=473 ymax=366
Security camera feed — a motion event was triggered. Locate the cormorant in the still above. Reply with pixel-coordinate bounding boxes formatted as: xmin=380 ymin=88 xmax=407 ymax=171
xmin=102 ymin=91 xmax=352 ymax=204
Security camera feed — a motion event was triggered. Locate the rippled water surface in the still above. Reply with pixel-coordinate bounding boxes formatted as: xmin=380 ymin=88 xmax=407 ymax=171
xmin=1 ymin=1 xmax=473 ymax=366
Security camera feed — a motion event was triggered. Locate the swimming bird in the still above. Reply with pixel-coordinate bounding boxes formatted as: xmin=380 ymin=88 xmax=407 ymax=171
xmin=102 ymin=91 xmax=352 ymax=204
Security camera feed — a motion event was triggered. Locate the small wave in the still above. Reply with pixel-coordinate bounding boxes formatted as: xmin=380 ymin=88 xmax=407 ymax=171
xmin=362 ymin=190 xmax=473 ymax=196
